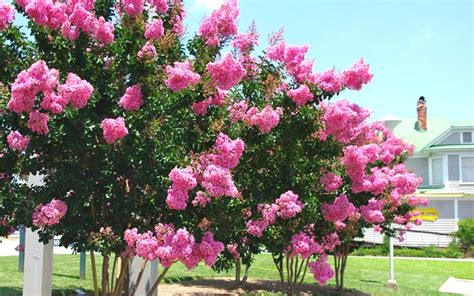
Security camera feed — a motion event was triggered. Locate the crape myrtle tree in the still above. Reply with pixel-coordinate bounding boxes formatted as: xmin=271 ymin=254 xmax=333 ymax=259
xmin=0 ymin=0 xmax=427 ymax=295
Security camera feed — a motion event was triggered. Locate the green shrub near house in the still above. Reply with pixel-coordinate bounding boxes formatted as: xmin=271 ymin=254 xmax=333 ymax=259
xmin=454 ymin=219 xmax=474 ymax=256
xmin=351 ymin=242 xmax=463 ymax=258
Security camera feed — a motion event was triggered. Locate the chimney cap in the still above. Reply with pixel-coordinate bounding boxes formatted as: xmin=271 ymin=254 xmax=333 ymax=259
xmin=419 ymin=96 xmax=426 ymax=101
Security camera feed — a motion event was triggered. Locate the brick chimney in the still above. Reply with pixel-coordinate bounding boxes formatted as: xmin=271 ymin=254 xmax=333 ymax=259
xmin=417 ymin=96 xmax=427 ymax=131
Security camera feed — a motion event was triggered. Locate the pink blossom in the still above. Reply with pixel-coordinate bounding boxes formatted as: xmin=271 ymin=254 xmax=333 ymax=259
xmin=231 ymin=32 xmax=259 ymax=53
xmin=61 ymin=21 xmax=80 ymax=41
xmin=192 ymin=191 xmax=211 ymax=207
xmin=194 ymin=232 xmax=224 ymax=267
xmin=287 ymin=85 xmax=313 ymax=106
xmin=121 ymin=0 xmax=144 ymax=16
xmin=248 ymin=106 xmax=282 ymax=134
xmin=119 ymin=84 xmax=143 ymax=111
xmin=32 ymin=199 xmax=67 ymax=228
xmin=27 ymin=111 xmax=49 ymax=135
xmin=320 ymin=173 xmax=343 ymax=193
xmin=266 ymin=41 xmax=286 ymax=62
xmin=58 ymin=73 xmax=93 ymax=109
xmin=321 ymin=194 xmax=356 ymax=224
xmin=291 ymin=233 xmax=323 ymax=259
xmin=201 ymin=165 xmax=239 ymax=198
xmin=166 ymin=187 xmax=189 ymax=210
xmin=165 ymin=61 xmax=201 ymax=92
xmin=360 ymin=198 xmax=385 ymax=224
xmin=7 ymin=131 xmax=30 ymax=151
xmin=341 ymin=58 xmax=373 ymax=91
xmin=198 ymin=0 xmax=239 ymax=46
xmin=169 ymin=167 xmax=197 ymax=191
xmin=40 ymin=92 xmax=68 ymax=114
xmin=144 ymin=19 xmax=164 ymax=40
xmin=322 ymin=232 xmax=341 ymax=252
xmin=227 ymin=100 xmax=248 ymax=123
xmin=137 ymin=42 xmax=157 ymax=60
xmin=275 ymin=191 xmax=304 ymax=219
xmin=124 ymin=228 xmax=139 ymax=246
xmin=246 ymin=220 xmax=268 ymax=237
xmin=192 ymin=99 xmax=211 ymax=116
xmin=318 ymin=99 xmax=371 ymax=144
xmin=101 ymin=117 xmax=128 ymax=144
xmin=93 ymin=17 xmax=115 ymax=44
xmin=309 ymin=255 xmax=334 ymax=285
xmin=200 ymin=132 xmax=245 ymax=170
xmin=0 ymin=0 xmax=15 ymax=30
xmin=148 ymin=0 xmax=168 ymax=13
xmin=312 ymin=68 xmax=342 ymax=93
xmin=206 ymin=53 xmax=246 ymax=90
xmin=258 ymin=203 xmax=279 ymax=224
xmin=227 ymin=243 xmax=240 ymax=260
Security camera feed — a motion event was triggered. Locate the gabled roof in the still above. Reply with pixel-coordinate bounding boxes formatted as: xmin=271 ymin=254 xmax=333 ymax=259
xmin=388 ymin=117 xmax=474 ymax=152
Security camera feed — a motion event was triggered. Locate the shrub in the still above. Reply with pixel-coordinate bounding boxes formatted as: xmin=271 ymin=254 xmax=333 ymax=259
xmin=454 ymin=219 xmax=474 ymax=253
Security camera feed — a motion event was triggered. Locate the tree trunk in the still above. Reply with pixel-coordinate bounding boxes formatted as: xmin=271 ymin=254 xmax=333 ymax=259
xmin=235 ymin=259 xmax=241 ymax=284
xmin=101 ymin=255 xmax=109 ymax=296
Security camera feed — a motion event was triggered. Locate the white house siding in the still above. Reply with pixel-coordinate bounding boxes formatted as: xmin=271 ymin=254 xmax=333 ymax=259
xmin=439 ymin=132 xmax=461 ymax=145
xmin=405 ymin=158 xmax=429 ymax=186
xmin=360 ymin=199 xmax=474 ymax=247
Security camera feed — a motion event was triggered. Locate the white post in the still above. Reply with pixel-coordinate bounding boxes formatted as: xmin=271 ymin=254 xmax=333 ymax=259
xmin=129 ymin=256 xmax=158 ymax=296
xmin=23 ymin=228 xmax=53 ymax=296
xmin=386 ymin=233 xmax=398 ymax=289
xmin=454 ymin=198 xmax=459 ymax=231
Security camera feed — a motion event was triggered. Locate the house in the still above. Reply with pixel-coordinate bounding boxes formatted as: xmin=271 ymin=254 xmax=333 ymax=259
xmin=363 ymin=99 xmax=474 ymax=247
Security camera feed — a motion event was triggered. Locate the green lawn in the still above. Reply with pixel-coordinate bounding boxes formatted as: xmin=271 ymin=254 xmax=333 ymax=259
xmin=0 ymin=254 xmax=472 ymax=295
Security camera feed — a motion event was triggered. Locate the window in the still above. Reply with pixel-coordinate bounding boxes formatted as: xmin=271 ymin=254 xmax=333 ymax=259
xmin=461 ymin=156 xmax=474 ymax=183
xmin=462 ymin=132 xmax=473 ymax=143
xmin=431 ymin=158 xmax=443 ymax=185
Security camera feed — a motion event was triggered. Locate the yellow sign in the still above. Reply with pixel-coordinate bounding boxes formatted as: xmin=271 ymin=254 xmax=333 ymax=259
xmin=410 ymin=208 xmax=439 ymax=222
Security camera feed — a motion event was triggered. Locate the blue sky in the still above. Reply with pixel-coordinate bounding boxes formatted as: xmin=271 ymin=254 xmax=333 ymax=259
xmin=186 ymin=0 xmax=474 ymax=123
xmin=10 ymin=0 xmax=474 ymax=123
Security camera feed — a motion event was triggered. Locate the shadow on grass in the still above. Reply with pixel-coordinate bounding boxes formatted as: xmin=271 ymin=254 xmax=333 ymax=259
xmin=161 ymin=278 xmax=370 ymax=295
xmin=358 ymin=279 xmax=383 ymax=284
xmin=0 ymin=287 xmax=21 ymax=296
xmin=52 ymin=273 xmax=80 ymax=280
xmin=164 ymin=275 xmax=205 ymax=284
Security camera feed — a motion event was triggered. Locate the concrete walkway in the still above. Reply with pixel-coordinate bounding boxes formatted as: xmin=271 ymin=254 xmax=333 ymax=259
xmin=439 ymin=277 xmax=474 ymax=295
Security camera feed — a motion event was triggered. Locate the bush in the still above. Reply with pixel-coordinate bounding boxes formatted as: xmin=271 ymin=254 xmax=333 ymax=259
xmin=351 ymin=243 xmax=463 ymax=258
xmin=454 ymin=219 xmax=474 ymax=253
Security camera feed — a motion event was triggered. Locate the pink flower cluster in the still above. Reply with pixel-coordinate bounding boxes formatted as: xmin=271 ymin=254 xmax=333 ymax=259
xmin=166 ymin=167 xmax=197 ymax=210
xmin=360 ymin=198 xmax=385 ymax=224
xmin=318 ymin=99 xmax=371 ymax=144
xmin=267 ymin=41 xmax=313 ymax=82
xmin=27 ymin=110 xmax=50 ymax=135
xmin=228 ymin=101 xmax=283 ymax=134
xmin=320 ymin=173 xmax=343 ymax=193
xmin=124 ymin=225 xmax=224 ymax=269
xmin=309 ymin=255 xmax=334 ymax=285
xmin=17 ymin=0 xmax=114 ymax=44
xmin=148 ymin=0 xmax=168 ymax=13
xmin=119 ymin=84 xmax=143 ymax=111
xmin=226 ymin=243 xmax=240 ymax=260
xmin=6 ymin=131 xmax=30 ymax=151
xmin=167 ymin=133 xmax=244 ymax=210
xmin=287 ymin=85 xmax=314 ymax=106
xmin=311 ymin=68 xmax=343 ymax=93
xmin=122 ymin=0 xmax=144 ymax=16
xmin=290 ymin=232 xmax=323 ymax=259
xmin=247 ymin=191 xmax=304 ymax=237
xmin=137 ymin=42 xmax=157 ymax=60
xmin=198 ymin=0 xmax=239 ymax=46
xmin=101 ymin=117 xmax=129 ymax=144
xmin=231 ymin=32 xmax=259 ymax=53
xmin=207 ymin=53 xmax=246 ymax=90
xmin=32 ymin=199 xmax=67 ymax=228
xmin=144 ymin=18 xmax=164 ymax=40
xmin=340 ymin=58 xmax=373 ymax=91
xmin=0 ymin=0 xmax=14 ymax=30
xmin=321 ymin=194 xmax=357 ymax=230
xmin=165 ymin=61 xmax=201 ymax=92
xmin=8 ymin=61 xmax=93 ymax=135
xmin=192 ymin=90 xmax=226 ymax=116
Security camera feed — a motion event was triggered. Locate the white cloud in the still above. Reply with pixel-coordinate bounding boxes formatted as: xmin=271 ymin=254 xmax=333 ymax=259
xmin=190 ymin=0 xmax=224 ymax=11
xmin=411 ymin=26 xmax=435 ymax=44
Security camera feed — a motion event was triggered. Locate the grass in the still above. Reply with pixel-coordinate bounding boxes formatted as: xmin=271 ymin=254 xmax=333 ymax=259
xmin=0 ymin=253 xmax=473 ymax=295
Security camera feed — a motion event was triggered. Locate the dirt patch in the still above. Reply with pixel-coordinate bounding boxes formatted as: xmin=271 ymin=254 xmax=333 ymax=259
xmin=159 ymin=277 xmax=369 ymax=295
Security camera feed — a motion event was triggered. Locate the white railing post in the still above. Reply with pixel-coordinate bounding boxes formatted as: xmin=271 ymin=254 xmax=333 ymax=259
xmin=23 ymin=228 xmax=53 ymax=296
xmin=129 ymin=256 xmax=159 ymax=296
xmin=386 ymin=228 xmax=398 ymax=289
